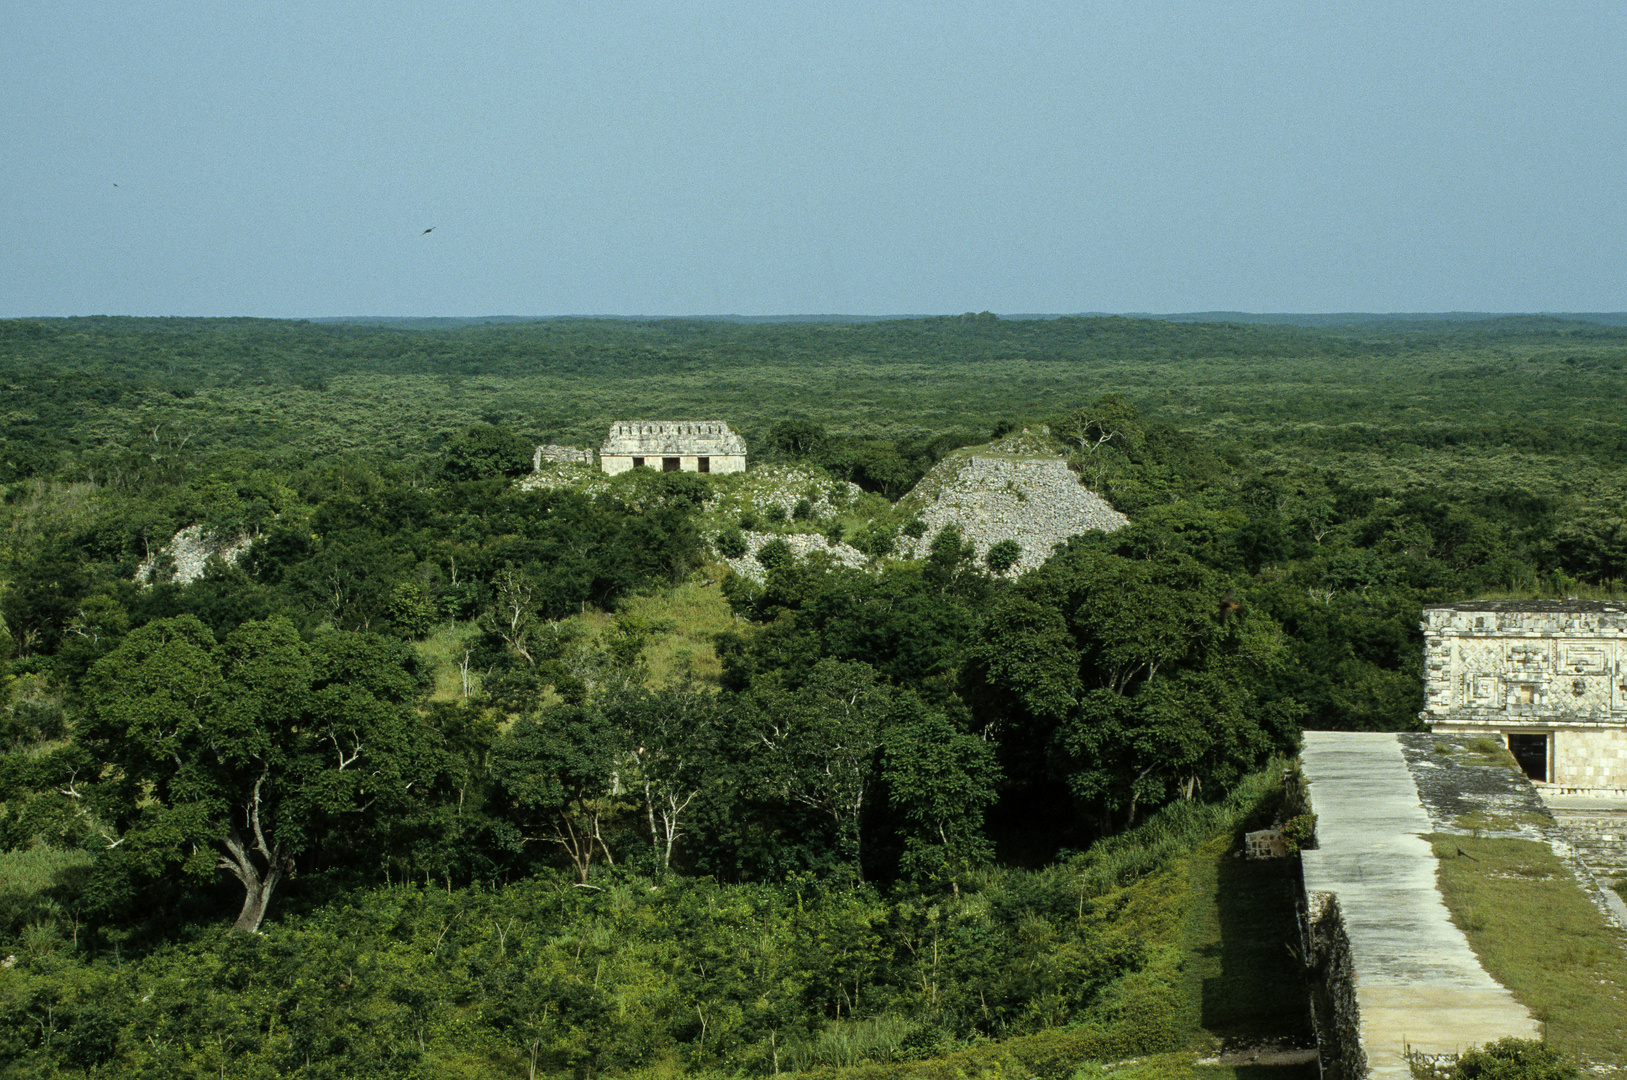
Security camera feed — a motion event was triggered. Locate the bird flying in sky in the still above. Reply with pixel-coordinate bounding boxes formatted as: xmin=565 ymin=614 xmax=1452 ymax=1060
xmin=422 ymin=227 xmax=434 ymax=234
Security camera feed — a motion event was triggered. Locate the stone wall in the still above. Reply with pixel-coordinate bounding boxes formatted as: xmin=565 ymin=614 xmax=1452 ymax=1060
xmin=534 ymin=444 xmax=592 ymax=468
xmin=1552 ymin=727 xmax=1627 ymax=790
xmin=1301 ymin=890 xmax=1365 ymax=1080
xmin=599 ymin=421 xmax=747 ymax=475
xmin=1544 ymin=802 xmax=1627 ymax=915
xmin=601 ymin=453 xmax=745 ymax=476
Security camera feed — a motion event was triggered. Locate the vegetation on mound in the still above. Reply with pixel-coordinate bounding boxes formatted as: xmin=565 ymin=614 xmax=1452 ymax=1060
xmin=1412 ymin=1037 xmax=1580 ymax=1080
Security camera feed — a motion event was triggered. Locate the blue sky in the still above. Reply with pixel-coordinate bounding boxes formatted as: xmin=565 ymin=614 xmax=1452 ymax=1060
xmin=3 ymin=1 xmax=1624 ymax=317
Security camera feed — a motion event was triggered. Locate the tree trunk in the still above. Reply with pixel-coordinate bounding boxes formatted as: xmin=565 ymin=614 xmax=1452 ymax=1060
xmin=232 ymin=872 xmax=279 ymax=934
xmin=220 ymin=826 xmax=286 ymax=933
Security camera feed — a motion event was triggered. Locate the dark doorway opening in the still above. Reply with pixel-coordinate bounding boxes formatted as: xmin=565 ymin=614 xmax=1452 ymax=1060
xmin=697 ymin=457 xmax=710 ymax=473
xmin=662 ymin=457 xmax=681 ymax=472
xmin=632 ymin=457 xmax=645 ymax=468
xmin=1507 ymin=733 xmax=1548 ymax=782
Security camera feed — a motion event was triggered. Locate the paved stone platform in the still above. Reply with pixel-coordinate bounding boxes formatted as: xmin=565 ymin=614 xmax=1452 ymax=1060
xmin=1300 ymin=731 xmax=1540 ymax=1078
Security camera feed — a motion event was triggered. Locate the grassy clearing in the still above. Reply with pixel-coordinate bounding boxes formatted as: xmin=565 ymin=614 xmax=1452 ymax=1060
xmin=415 ymin=619 xmax=489 ymax=701
xmin=626 ymin=570 xmax=736 ymax=686
xmin=412 ymin=567 xmax=737 ymax=710
xmin=0 ymin=846 xmax=96 ymax=953
xmin=1431 ymin=834 xmax=1627 ymax=1072
xmin=0 ymin=846 xmax=94 ymax=895
xmin=577 ymin=565 xmax=737 ymax=687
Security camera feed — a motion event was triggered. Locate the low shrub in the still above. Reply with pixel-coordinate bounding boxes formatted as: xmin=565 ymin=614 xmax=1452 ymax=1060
xmin=985 ymin=539 xmax=1021 ymax=574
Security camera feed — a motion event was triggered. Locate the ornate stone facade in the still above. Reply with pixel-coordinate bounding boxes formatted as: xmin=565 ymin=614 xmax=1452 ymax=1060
xmin=1422 ymin=601 xmax=1627 ymax=791
xmin=599 ymin=421 xmax=746 ymax=476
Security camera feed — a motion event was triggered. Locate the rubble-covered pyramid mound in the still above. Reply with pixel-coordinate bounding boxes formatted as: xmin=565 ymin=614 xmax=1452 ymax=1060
xmin=135 ymin=524 xmax=254 ymax=586
xmin=896 ymin=436 xmax=1128 ymax=575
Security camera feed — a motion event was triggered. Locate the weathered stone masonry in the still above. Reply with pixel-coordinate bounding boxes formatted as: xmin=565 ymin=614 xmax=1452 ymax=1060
xmin=599 ymin=421 xmax=746 ymax=476
xmin=1422 ymin=601 xmax=1627 ymax=792
xmin=1301 ymin=891 xmax=1364 ymax=1080
xmin=533 ymin=444 xmax=592 ymax=469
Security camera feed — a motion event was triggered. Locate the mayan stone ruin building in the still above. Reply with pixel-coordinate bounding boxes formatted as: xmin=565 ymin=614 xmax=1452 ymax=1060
xmin=599 ymin=421 xmax=746 ymax=476
xmin=533 ymin=444 xmax=592 ymax=469
xmin=1422 ymin=600 xmax=1627 ymax=793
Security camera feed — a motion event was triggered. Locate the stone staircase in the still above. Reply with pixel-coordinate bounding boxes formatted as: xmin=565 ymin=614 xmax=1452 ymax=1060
xmin=1545 ymin=805 xmax=1627 ymax=882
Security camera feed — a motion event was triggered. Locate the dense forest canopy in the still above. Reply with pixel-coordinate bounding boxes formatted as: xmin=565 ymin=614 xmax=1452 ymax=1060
xmin=2 ymin=314 xmax=1624 ymax=1077
xmin=6 ymin=312 xmax=1627 ymax=478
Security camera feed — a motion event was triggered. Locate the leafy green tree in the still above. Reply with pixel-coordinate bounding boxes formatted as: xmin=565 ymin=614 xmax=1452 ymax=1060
xmin=80 ymin=615 xmax=429 ymax=931
xmin=756 ymin=537 xmax=794 ymax=571
xmin=1058 ymin=394 xmax=1143 ymax=489
xmin=386 ymin=579 xmax=437 ymax=638
xmin=880 ymin=698 xmax=1000 ymax=882
xmin=768 ymin=419 xmax=829 ymax=458
xmin=491 ymin=704 xmax=627 ymax=881
xmin=924 ymin=525 xmax=987 ymax=600
xmin=482 ymin=563 xmax=543 ymax=664
xmin=1553 ymin=514 xmax=1627 ymax=583
xmin=823 ymin=439 xmax=917 ymax=498
xmin=440 ymin=424 xmax=530 ymax=481
xmin=985 ymin=539 xmax=1021 ymax=574
xmin=0 ymin=554 xmax=90 ymax=656
xmin=748 ymin=659 xmax=889 ymax=875
xmin=851 ymin=523 xmax=896 ymax=557
xmin=608 ymin=684 xmax=726 ymax=871
xmin=967 ymin=548 xmax=1296 ymax=834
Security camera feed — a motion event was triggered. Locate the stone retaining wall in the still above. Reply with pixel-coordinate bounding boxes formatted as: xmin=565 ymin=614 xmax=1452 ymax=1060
xmin=1546 ymin=809 xmax=1627 ymax=878
xmin=1302 ymin=890 xmax=1365 ymax=1080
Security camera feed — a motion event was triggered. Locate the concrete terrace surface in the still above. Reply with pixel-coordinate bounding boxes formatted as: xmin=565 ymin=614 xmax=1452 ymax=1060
xmin=1300 ymin=731 xmax=1540 ymax=1078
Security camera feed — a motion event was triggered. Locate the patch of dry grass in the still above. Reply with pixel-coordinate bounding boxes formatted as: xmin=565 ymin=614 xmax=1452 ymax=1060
xmin=1450 ymin=811 xmax=1550 ymax=834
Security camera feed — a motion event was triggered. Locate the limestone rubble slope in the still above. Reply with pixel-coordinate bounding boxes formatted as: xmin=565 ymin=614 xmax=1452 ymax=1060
xmin=895 ymin=443 xmax=1128 ymax=575
xmin=134 ymin=524 xmax=254 ymax=586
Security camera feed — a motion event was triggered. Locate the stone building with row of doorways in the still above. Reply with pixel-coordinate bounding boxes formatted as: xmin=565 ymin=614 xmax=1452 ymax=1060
xmin=597 ymin=421 xmax=747 ymax=476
